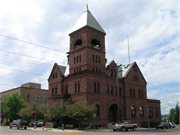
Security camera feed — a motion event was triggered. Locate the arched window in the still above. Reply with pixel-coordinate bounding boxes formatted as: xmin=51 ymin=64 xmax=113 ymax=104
xmin=75 ymin=39 xmax=82 ymax=48
xmin=139 ymin=106 xmax=144 ymax=117
xmin=95 ymin=105 xmax=100 ymax=117
xmin=131 ymin=105 xmax=135 ymax=117
xmin=91 ymin=39 xmax=100 ymax=49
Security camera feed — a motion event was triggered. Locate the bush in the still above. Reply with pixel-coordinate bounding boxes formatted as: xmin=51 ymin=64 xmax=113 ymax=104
xmin=142 ymin=120 xmax=160 ymax=128
xmin=162 ymin=118 xmax=166 ymax=122
xmin=87 ymin=124 xmax=93 ymax=129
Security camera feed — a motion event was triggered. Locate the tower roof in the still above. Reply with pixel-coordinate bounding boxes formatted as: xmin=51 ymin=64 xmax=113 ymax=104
xmin=70 ymin=5 xmax=106 ymax=34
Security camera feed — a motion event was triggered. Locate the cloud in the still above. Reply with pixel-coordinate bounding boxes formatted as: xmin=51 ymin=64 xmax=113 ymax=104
xmin=0 ymin=1 xmax=179 ymax=115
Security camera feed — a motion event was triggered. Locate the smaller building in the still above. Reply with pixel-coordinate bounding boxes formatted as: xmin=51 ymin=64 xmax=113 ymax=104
xmin=0 ymin=82 xmax=48 ymax=106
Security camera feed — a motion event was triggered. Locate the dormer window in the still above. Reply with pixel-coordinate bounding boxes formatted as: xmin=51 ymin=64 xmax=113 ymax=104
xmin=91 ymin=39 xmax=100 ymax=49
xmin=74 ymin=39 xmax=82 ymax=49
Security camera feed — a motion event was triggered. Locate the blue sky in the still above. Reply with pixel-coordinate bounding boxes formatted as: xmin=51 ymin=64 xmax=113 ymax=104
xmin=0 ymin=0 xmax=179 ymax=114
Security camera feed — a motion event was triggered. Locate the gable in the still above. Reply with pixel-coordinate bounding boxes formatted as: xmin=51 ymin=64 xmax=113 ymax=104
xmin=123 ymin=62 xmax=147 ymax=84
xmin=48 ymin=63 xmax=67 ymax=80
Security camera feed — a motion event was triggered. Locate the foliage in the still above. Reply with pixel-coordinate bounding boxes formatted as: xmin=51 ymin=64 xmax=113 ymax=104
xmin=143 ymin=120 xmax=160 ymax=128
xmin=18 ymin=102 xmax=48 ymax=122
xmin=170 ymin=108 xmax=175 ymax=118
xmin=162 ymin=118 xmax=166 ymax=122
xmin=4 ymin=92 xmax=27 ymax=121
xmin=71 ymin=102 xmax=96 ymax=127
xmin=173 ymin=104 xmax=179 ymax=124
xmin=87 ymin=124 xmax=94 ymax=129
xmin=48 ymin=101 xmax=96 ymax=127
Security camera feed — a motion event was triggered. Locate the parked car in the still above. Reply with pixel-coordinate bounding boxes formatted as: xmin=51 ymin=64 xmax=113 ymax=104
xmin=169 ymin=122 xmax=176 ymax=128
xmin=112 ymin=121 xmax=137 ymax=132
xmin=9 ymin=119 xmax=29 ymax=129
xmin=29 ymin=121 xmax=43 ymax=127
xmin=156 ymin=122 xmax=169 ymax=129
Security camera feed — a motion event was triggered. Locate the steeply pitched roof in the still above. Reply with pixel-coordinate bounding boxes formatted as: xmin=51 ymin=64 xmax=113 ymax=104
xmin=58 ymin=65 xmax=66 ymax=75
xmin=70 ymin=6 xmax=105 ymax=34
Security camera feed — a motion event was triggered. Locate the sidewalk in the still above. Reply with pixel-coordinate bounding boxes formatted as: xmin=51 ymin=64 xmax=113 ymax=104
xmin=29 ymin=127 xmax=110 ymax=133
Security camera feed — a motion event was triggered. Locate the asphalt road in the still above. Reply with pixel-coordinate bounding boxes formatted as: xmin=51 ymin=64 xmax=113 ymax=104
xmin=0 ymin=126 xmax=179 ymax=135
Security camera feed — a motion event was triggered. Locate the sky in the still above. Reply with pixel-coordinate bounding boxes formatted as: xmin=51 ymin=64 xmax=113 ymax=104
xmin=0 ymin=0 xmax=179 ymax=115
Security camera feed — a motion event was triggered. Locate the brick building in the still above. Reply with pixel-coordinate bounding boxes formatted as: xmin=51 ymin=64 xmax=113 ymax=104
xmin=1 ymin=82 xmax=48 ymax=106
xmin=48 ymin=6 xmax=161 ymax=127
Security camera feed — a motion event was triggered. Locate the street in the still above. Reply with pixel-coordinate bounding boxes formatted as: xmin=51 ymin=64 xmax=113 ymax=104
xmin=0 ymin=126 xmax=179 ymax=135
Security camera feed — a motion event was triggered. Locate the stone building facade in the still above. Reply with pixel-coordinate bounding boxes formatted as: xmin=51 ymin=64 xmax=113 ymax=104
xmin=1 ymin=82 xmax=48 ymax=106
xmin=48 ymin=7 xmax=161 ymax=127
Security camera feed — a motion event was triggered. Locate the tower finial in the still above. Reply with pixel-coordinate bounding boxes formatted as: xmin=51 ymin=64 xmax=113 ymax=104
xmin=85 ymin=4 xmax=90 ymax=13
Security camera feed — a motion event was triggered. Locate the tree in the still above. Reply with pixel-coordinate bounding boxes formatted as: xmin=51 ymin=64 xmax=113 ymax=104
xmin=18 ymin=102 xmax=48 ymax=123
xmin=71 ymin=102 xmax=95 ymax=127
xmin=4 ymin=92 xmax=27 ymax=121
xmin=173 ymin=104 xmax=179 ymax=124
xmin=0 ymin=95 xmax=7 ymax=123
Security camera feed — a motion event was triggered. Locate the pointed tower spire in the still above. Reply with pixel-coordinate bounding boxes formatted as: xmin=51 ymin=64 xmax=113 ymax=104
xmin=70 ymin=5 xmax=105 ymax=34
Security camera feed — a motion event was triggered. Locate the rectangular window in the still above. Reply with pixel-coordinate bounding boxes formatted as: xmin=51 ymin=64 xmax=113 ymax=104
xmin=111 ymin=69 xmax=113 ymax=76
xmin=78 ymin=83 xmax=80 ymax=93
xmin=114 ymin=70 xmax=116 ymax=77
xmin=134 ymin=76 xmax=138 ymax=81
xmin=55 ymin=88 xmax=57 ymax=94
xmin=94 ymin=83 xmax=96 ymax=93
xmin=98 ymin=83 xmax=100 ymax=93
xmin=111 ymin=86 xmax=113 ymax=95
xmin=130 ymin=89 xmax=132 ymax=97
xmin=106 ymin=86 xmax=109 ymax=94
xmin=141 ymin=91 xmax=143 ymax=98
xmin=133 ymin=89 xmax=135 ymax=97
xmin=75 ymin=83 xmax=77 ymax=93
xmin=44 ymin=95 xmax=48 ymax=106
xmin=26 ymin=94 xmax=30 ymax=105
xmin=66 ymin=86 xmax=69 ymax=94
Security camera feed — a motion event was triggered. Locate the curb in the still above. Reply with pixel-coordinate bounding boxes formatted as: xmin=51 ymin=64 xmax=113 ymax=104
xmin=32 ymin=129 xmax=81 ymax=133
xmin=90 ymin=130 xmax=109 ymax=133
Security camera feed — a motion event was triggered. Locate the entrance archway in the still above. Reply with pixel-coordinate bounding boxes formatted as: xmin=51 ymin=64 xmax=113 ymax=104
xmin=108 ymin=104 xmax=118 ymax=122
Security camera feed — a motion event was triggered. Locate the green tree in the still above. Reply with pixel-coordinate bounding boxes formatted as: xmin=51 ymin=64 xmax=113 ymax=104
xmin=4 ymin=92 xmax=27 ymax=121
xmin=170 ymin=108 xmax=175 ymax=117
xmin=71 ymin=102 xmax=95 ymax=127
xmin=18 ymin=102 xmax=48 ymax=122
xmin=48 ymin=101 xmax=72 ymax=123
xmin=173 ymin=104 xmax=179 ymax=124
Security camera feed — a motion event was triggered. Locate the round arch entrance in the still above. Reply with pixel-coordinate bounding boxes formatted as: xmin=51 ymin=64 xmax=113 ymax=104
xmin=108 ymin=104 xmax=120 ymax=122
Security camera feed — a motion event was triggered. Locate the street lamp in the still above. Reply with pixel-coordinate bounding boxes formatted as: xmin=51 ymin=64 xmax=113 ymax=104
xmin=34 ymin=97 xmax=38 ymax=129
xmin=147 ymin=104 xmax=150 ymax=129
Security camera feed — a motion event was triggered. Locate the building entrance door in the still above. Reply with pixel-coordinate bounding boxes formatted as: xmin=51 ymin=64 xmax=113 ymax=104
xmin=108 ymin=104 xmax=118 ymax=122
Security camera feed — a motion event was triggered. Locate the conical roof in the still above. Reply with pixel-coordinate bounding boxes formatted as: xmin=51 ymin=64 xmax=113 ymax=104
xmin=70 ymin=5 xmax=106 ymax=34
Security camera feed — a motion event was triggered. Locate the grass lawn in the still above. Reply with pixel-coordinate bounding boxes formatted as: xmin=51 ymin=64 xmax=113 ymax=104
xmin=175 ymin=124 xmax=179 ymax=128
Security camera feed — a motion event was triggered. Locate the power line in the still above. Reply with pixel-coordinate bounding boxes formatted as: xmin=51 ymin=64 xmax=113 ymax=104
xmin=0 ymin=66 xmax=48 ymax=77
xmin=0 ymin=34 xmax=67 ymax=53
xmin=1 ymin=40 xmax=60 ymax=54
xmin=0 ymin=49 xmax=59 ymax=64
xmin=1 ymin=54 xmax=52 ymax=67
